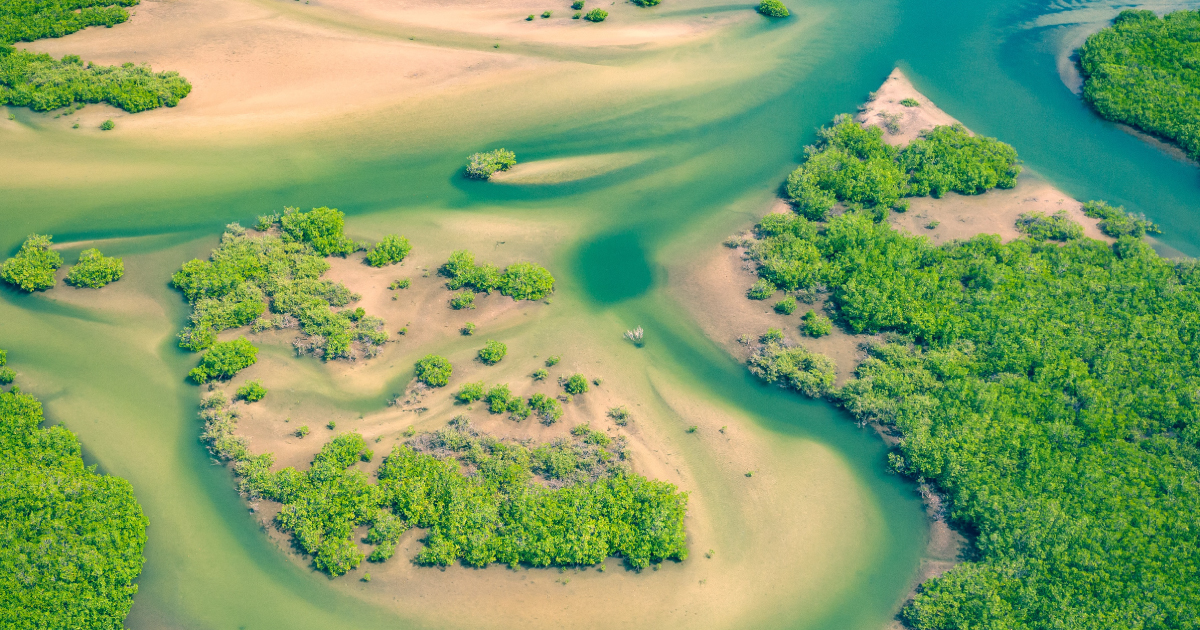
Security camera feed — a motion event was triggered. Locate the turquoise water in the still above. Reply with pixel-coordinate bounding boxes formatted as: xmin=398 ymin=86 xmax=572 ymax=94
xmin=2 ymin=0 xmax=1199 ymax=628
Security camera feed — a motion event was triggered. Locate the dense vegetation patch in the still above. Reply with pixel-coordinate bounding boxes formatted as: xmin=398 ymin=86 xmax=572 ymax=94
xmin=1078 ymin=10 xmax=1200 ymax=160
xmin=440 ymin=250 xmax=555 ymax=301
xmin=739 ymin=204 xmax=1200 ymax=628
xmin=784 ymin=116 xmax=1020 ymax=221
xmin=199 ymin=400 xmax=688 ymax=576
xmin=464 ymin=149 xmax=516 ymax=180
xmin=477 ymin=339 xmax=507 ymax=365
xmin=171 ymin=213 xmax=386 ymax=360
xmin=64 ymin=247 xmax=123 ymax=288
xmin=414 ymin=354 xmax=452 ymax=387
xmin=364 ymin=234 xmax=411 ymax=267
xmin=584 ymin=8 xmax=607 ymax=21
xmin=1 ymin=233 xmax=61 ymax=291
xmin=0 ymin=359 xmax=148 ymax=629
xmin=188 ymin=337 xmax=257 ymax=384
xmin=0 ymin=1 xmax=192 ymax=113
xmin=1082 ymin=199 xmax=1161 ymax=238
xmin=1013 ymin=210 xmax=1082 ymax=242
xmin=756 ymin=0 xmax=789 ymax=18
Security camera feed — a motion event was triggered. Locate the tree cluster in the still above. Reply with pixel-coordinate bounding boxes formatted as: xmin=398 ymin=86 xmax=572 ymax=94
xmin=0 ymin=233 xmax=61 ymax=291
xmin=0 ymin=49 xmax=192 ymax=113
xmin=785 ymin=116 xmax=1020 ymax=221
xmin=1 ymin=378 xmax=148 ymax=629
xmin=1078 ymin=10 xmax=1200 ymax=161
xmin=64 ymin=247 xmax=124 ymax=287
xmin=171 ymin=214 xmax=386 ymax=360
xmin=464 ymin=149 xmax=516 ymax=180
xmin=440 ymin=250 xmax=555 ymax=301
xmin=756 ymin=0 xmax=789 ymax=17
xmin=740 ymin=204 xmax=1200 ymax=628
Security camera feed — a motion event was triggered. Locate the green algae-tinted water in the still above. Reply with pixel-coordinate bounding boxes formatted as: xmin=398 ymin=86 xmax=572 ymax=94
xmin=3 ymin=0 xmax=1200 ymax=628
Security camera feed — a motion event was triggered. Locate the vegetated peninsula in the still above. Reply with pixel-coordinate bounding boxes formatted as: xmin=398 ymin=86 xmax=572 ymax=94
xmin=727 ymin=73 xmax=1199 ymax=629
xmin=0 ymin=0 xmax=191 ymax=114
xmin=1078 ymin=9 xmax=1200 ymax=161
xmin=0 ymin=349 xmax=148 ymax=629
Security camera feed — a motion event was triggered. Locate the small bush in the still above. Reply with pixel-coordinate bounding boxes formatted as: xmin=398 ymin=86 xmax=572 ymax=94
xmin=414 ymin=355 xmax=453 ymax=387
xmin=389 ymin=278 xmax=411 ymax=290
xmin=632 ymin=0 xmax=659 ymax=5
xmin=455 ymin=381 xmax=485 ymax=403
xmin=189 ymin=338 xmax=258 ymax=384
xmin=295 ymin=425 xmax=310 ymax=438
xmin=526 ymin=14 xmax=534 ymax=20
xmin=100 ymin=119 xmax=114 ymax=130
xmin=774 ymin=295 xmax=797 ymax=315
xmin=64 ymin=248 xmax=123 ymax=288
xmin=760 ymin=328 xmax=784 ymax=343
xmin=485 ymin=384 xmax=513 ymax=413
xmin=747 ymin=279 xmax=776 ymax=300
xmin=365 ymin=235 xmax=412 ymax=267
xmin=546 ymin=355 xmax=561 ymax=367
xmin=607 ymin=406 xmax=630 ymax=425
xmin=532 ymin=368 xmax=548 ymax=380
xmin=1082 ymin=200 xmax=1161 ymax=238
xmin=541 ymin=10 xmax=552 ymax=17
xmin=801 ymin=311 xmax=832 ymax=337
xmin=1 ymin=234 xmax=62 ymax=292
xmin=235 ymin=381 xmax=267 ymax=403
xmin=756 ymin=0 xmax=788 ymax=17
xmin=0 ymin=367 xmax=14 ymax=385
xmin=327 ymin=421 xmax=337 ymax=430
xmin=1015 ymin=211 xmax=1084 ymax=242
xmin=572 ymin=0 xmax=584 ymax=8
xmin=450 ymin=291 xmax=476 ymax=310
xmin=478 ymin=340 xmax=507 ymax=365
xmin=748 ymin=342 xmax=836 ymax=397
xmin=900 ymin=98 xmax=919 ymax=107
xmin=507 ymin=396 xmax=531 ymax=421
xmin=686 ymin=425 xmax=698 ymax=433
xmin=461 ymin=322 xmax=476 ymax=335
xmin=584 ymin=8 xmax=607 ymax=21
xmin=572 ymin=11 xmax=581 ymax=18
xmin=465 ymin=149 xmax=517 ymax=179
xmin=563 ymin=373 xmax=589 ymax=395
xmin=279 ymin=206 xmax=355 ymax=256
xmin=529 ymin=393 xmax=564 ymax=423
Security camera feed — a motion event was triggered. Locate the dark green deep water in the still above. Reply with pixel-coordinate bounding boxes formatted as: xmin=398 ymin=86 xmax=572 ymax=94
xmin=3 ymin=0 xmax=1200 ymax=628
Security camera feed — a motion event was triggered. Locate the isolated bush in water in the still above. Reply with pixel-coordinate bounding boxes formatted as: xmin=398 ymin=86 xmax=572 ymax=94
xmin=464 ymin=148 xmax=516 ymax=179
xmin=365 ymin=235 xmax=412 ymax=267
xmin=189 ymin=338 xmax=258 ymax=384
xmin=414 ymin=354 xmax=452 ymax=387
xmin=1 ymin=234 xmax=62 ymax=291
xmin=64 ymin=248 xmax=123 ymax=288
xmin=756 ymin=0 xmax=789 ymax=17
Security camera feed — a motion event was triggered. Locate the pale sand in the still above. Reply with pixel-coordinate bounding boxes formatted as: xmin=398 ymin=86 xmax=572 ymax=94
xmin=855 ymin=68 xmax=959 ymax=147
xmin=490 ymin=151 xmax=652 ymax=185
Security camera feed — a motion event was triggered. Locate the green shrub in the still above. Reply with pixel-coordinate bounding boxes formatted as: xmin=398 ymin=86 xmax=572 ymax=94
xmin=532 ymin=368 xmax=548 ymax=380
xmin=900 ymin=98 xmax=919 ymax=107
xmin=389 ymin=278 xmax=411 ymax=289
xmin=584 ymin=8 xmax=607 ymax=21
xmin=455 ymin=381 xmax=485 ymax=403
xmin=760 ymin=328 xmax=784 ymax=343
xmin=295 ymin=425 xmax=309 ymax=437
xmin=235 ymin=380 xmax=267 ymax=403
xmin=1015 ymin=210 xmax=1084 ymax=241
xmin=485 ymin=384 xmax=513 ymax=413
xmin=414 ymin=355 xmax=452 ymax=387
xmin=0 ymin=388 xmax=148 ymax=630
xmin=774 ymin=295 xmax=797 ymax=314
xmin=64 ymin=247 xmax=123 ymax=287
xmin=526 ymin=14 xmax=534 ymax=20
xmin=0 ymin=367 xmax=14 ymax=385
xmin=279 ymin=206 xmax=354 ymax=256
xmin=801 ymin=311 xmax=832 ymax=337
xmin=755 ymin=0 xmax=788 ymax=17
xmin=188 ymin=337 xmax=258 ymax=384
xmin=632 ymin=0 xmax=660 ymax=6
xmin=571 ymin=0 xmax=584 ymax=8
xmin=563 ymin=373 xmax=589 ymax=395
xmin=747 ymin=278 xmax=775 ymax=300
xmin=99 ymin=118 xmax=114 ymax=130
xmin=1079 ymin=10 xmax=1200 ymax=160
xmin=748 ymin=341 xmax=836 ymax=397
xmin=449 ymin=291 xmax=475 ymax=310
xmin=529 ymin=392 xmax=564 ymax=423
xmin=1 ymin=234 xmax=62 ymax=291
xmin=541 ymin=10 xmax=552 ymax=17
xmin=607 ymin=406 xmax=630 ymax=425
xmin=545 ymin=355 xmax=561 ymax=367
xmin=1082 ymin=200 xmax=1161 ymax=238
xmin=500 ymin=262 xmax=555 ymax=300
xmin=461 ymin=322 xmax=476 ymax=335
xmin=478 ymin=340 xmax=507 ymax=365
xmin=464 ymin=148 xmax=517 ymax=179
xmin=365 ymin=235 xmax=412 ymax=267
xmin=0 ymin=49 xmax=191 ymax=114
xmin=441 ymin=251 xmax=554 ymax=301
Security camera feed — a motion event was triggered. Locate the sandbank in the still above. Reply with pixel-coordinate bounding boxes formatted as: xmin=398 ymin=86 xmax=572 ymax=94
xmin=489 ymin=151 xmax=652 ymax=185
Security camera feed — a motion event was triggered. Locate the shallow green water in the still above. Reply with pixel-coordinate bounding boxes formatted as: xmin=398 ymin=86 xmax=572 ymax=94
xmin=3 ymin=0 xmax=1199 ymax=628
